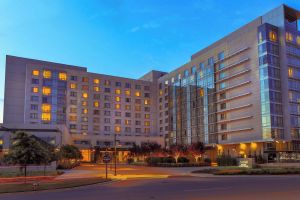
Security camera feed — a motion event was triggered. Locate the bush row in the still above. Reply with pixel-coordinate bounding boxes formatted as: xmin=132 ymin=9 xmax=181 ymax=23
xmin=215 ymin=168 xmax=300 ymax=175
xmin=216 ymin=156 xmax=238 ymax=166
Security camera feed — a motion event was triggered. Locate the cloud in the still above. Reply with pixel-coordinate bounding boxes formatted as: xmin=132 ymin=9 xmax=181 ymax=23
xmin=129 ymin=22 xmax=160 ymax=33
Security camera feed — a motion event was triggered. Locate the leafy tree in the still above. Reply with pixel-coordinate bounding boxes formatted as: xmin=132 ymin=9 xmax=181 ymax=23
xmin=4 ymin=132 xmax=50 ymax=180
xmin=57 ymin=144 xmax=82 ymax=162
xmin=188 ymin=142 xmax=205 ymax=163
xmin=170 ymin=144 xmax=187 ymax=163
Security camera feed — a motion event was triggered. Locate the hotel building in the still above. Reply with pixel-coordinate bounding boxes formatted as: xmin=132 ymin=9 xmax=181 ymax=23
xmin=1 ymin=4 xmax=300 ymax=162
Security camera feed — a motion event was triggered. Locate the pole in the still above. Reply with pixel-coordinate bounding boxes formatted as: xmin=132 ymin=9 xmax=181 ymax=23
xmin=114 ymin=133 xmax=117 ymax=176
xmin=105 ymin=162 xmax=108 ymax=179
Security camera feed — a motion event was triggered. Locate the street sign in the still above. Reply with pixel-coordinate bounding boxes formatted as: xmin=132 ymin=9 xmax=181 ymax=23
xmin=103 ymin=154 xmax=111 ymax=163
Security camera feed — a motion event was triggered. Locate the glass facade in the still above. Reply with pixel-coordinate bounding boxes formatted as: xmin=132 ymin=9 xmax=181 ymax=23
xmin=258 ymin=23 xmax=284 ymax=139
xmin=168 ymin=57 xmax=217 ymax=145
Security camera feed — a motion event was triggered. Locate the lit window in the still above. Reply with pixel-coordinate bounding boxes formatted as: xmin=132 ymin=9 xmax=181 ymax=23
xmin=42 ymin=104 xmax=51 ymax=112
xmin=115 ymin=104 xmax=121 ymax=109
xmin=115 ymin=126 xmax=121 ymax=133
xmin=144 ymin=99 xmax=150 ymax=105
xmin=125 ymin=90 xmax=131 ymax=96
xmin=135 ymin=91 xmax=141 ymax=97
xmin=94 ymin=101 xmax=99 ymax=107
xmin=288 ymin=68 xmax=293 ymax=77
xmin=59 ymin=72 xmax=67 ymax=80
xmin=200 ymin=88 xmax=204 ymax=97
xmin=115 ymin=89 xmax=121 ymax=94
xmin=159 ymin=90 xmax=163 ymax=96
xmin=144 ymin=121 xmax=150 ymax=126
xmin=32 ymin=70 xmax=39 ymax=76
xmin=42 ymin=87 xmax=51 ymax=95
xmin=0 ymin=140 xmax=3 ymax=145
xmin=69 ymin=116 xmax=77 ymax=121
xmin=286 ymin=32 xmax=293 ymax=42
xmin=43 ymin=70 xmax=52 ymax=78
xmin=82 ymin=101 xmax=88 ymax=106
xmin=269 ymin=31 xmax=277 ymax=42
xmin=82 ymin=77 xmax=89 ymax=82
xmin=125 ymin=120 xmax=131 ymax=125
xmin=82 ymin=92 xmax=88 ymax=98
xmin=297 ymin=36 xmax=300 ymax=45
xmin=258 ymin=32 xmax=263 ymax=43
xmin=82 ymin=109 xmax=88 ymax=114
xmin=93 ymin=86 xmax=100 ymax=92
xmin=82 ymin=85 xmax=89 ymax=90
xmin=145 ymin=114 xmax=150 ymax=119
xmin=93 ymin=78 xmax=100 ymax=84
xmin=70 ymin=83 xmax=77 ymax=89
xmin=41 ymin=113 xmax=51 ymax=121
xmin=115 ymin=96 xmax=121 ymax=102
xmin=32 ymin=87 xmax=39 ymax=93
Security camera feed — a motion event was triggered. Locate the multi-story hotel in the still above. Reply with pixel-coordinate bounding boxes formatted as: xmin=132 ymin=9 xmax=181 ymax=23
xmin=1 ymin=4 xmax=300 ymax=162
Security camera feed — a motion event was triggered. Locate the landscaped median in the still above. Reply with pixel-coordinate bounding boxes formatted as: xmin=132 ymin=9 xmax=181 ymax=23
xmin=0 ymin=177 xmax=110 ymax=193
xmin=192 ymin=166 xmax=300 ymax=175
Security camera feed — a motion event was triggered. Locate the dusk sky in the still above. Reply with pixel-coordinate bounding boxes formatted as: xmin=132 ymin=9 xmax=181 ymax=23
xmin=0 ymin=0 xmax=300 ymax=122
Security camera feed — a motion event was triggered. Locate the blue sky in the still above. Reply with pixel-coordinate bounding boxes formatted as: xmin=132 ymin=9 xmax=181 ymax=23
xmin=0 ymin=0 xmax=300 ymax=122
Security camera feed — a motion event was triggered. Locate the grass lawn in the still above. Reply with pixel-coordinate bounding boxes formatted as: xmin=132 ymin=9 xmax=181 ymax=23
xmin=0 ymin=178 xmax=109 ymax=193
xmin=0 ymin=171 xmax=62 ymax=178
xmin=192 ymin=166 xmax=300 ymax=175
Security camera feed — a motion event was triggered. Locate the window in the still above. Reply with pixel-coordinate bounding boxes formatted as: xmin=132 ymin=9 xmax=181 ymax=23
xmin=104 ymin=118 xmax=111 ymax=123
xmin=135 ymin=121 xmax=141 ymax=125
xmin=104 ymin=80 xmax=110 ymax=86
xmin=69 ymin=116 xmax=77 ymax=121
xmin=70 ymin=100 xmax=77 ymax=105
xmin=125 ymin=112 xmax=131 ymax=117
xmin=145 ymin=114 xmax=150 ymax=119
xmin=144 ymin=86 xmax=150 ymax=91
xmin=135 ymin=91 xmax=141 ymax=97
xmin=115 ymin=96 xmax=121 ymax=102
xmin=136 ymin=128 xmax=141 ymax=133
xmin=32 ymin=87 xmax=39 ymax=93
xmin=144 ymin=128 xmax=150 ymax=133
xmin=269 ymin=31 xmax=277 ymax=42
xmin=219 ymin=72 xmax=226 ymax=79
xmin=105 ymin=88 xmax=111 ymax=93
xmin=70 ymin=124 xmax=77 ymax=129
xmin=104 ymin=126 xmax=111 ymax=131
xmin=297 ymin=36 xmax=300 ymax=45
xmin=191 ymin=66 xmax=197 ymax=74
xmin=115 ymin=119 xmax=121 ymax=124
xmin=31 ymin=104 xmax=38 ymax=110
xmin=135 ymin=105 xmax=141 ymax=111
xmin=258 ymin=32 xmax=263 ymax=43
xmin=32 ymin=70 xmax=39 ymax=76
xmin=135 ymin=99 xmax=141 ymax=104
xmin=115 ymin=111 xmax=121 ymax=117
xmin=94 ymin=94 xmax=100 ymax=99
xmin=59 ymin=72 xmax=67 ymax=80
xmin=70 ymin=83 xmax=77 ymax=89
xmin=82 ymin=77 xmax=89 ymax=82
xmin=219 ymin=82 xmax=226 ymax=89
xmin=286 ymin=32 xmax=293 ymax=42
xmin=82 ymin=101 xmax=88 ymax=106
xmin=144 ymin=93 xmax=150 ymax=98
xmin=125 ymin=105 xmax=131 ymax=110
xmin=70 ymin=107 xmax=77 ymax=113
xmin=42 ymin=87 xmax=51 ymax=95
xmin=41 ymin=113 xmax=51 ymax=121
xmin=94 ymin=101 xmax=99 ymax=107
xmin=81 ymin=117 xmax=88 ymax=122
xmin=115 ymin=82 xmax=122 ymax=87
xmin=135 ymin=85 xmax=141 ymax=90
xmin=208 ymin=57 xmax=214 ymax=65
xmin=135 ymin=113 xmax=141 ymax=118
xmin=104 ymin=110 xmax=111 ymax=116
xmin=125 ymin=127 xmax=131 ymax=133
xmin=70 ymin=76 xmax=77 ymax=81
xmin=220 ymin=103 xmax=226 ymax=110
xmin=221 ymin=134 xmax=228 ymax=140
xmin=144 ymin=121 xmax=150 ymax=126
xmin=93 ymin=86 xmax=100 ymax=92
xmin=42 ymin=104 xmax=51 ymax=112
xmin=82 ymin=109 xmax=88 ymax=114
xmin=115 ymin=89 xmax=121 ymax=94
xmin=125 ymin=83 xmax=131 ymax=88
xmin=115 ymin=126 xmax=121 ymax=133
xmin=218 ymin=51 xmax=225 ymax=60
xmin=31 ymin=96 xmax=39 ymax=101
xmin=93 ymin=110 xmax=100 ymax=115
xmin=115 ymin=104 xmax=121 ymax=109
xmin=220 ymin=124 xmax=227 ymax=130
xmin=220 ymin=113 xmax=227 ymax=120
xmin=93 ymin=78 xmax=100 ymax=84
xmin=125 ymin=90 xmax=131 ymax=96
xmin=43 ymin=70 xmax=52 ymax=78
xmin=125 ymin=120 xmax=131 ymax=125
xmin=82 ymin=85 xmax=89 ymax=90
xmin=219 ymin=63 xmax=225 ymax=70
xmin=289 ymin=67 xmax=293 ymax=77
xmin=30 ymin=113 xmax=38 ymax=119
xmin=144 ymin=107 xmax=150 ymax=112
xmin=93 ymin=117 xmax=100 ymax=123
xmin=82 ymin=92 xmax=88 ymax=98
xmin=184 ymin=69 xmax=189 ymax=77
xmin=70 ymin=91 xmax=77 ymax=97
xmin=220 ymin=92 xmax=226 ymax=100
xmin=104 ymin=103 xmax=110 ymax=108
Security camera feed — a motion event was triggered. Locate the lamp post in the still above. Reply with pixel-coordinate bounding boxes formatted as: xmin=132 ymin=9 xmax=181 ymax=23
xmin=114 ymin=132 xmax=117 ymax=176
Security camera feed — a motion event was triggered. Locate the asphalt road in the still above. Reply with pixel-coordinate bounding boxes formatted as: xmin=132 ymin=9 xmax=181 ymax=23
xmin=1 ymin=175 xmax=300 ymax=200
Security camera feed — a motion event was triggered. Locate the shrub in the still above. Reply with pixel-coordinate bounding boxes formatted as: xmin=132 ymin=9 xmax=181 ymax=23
xmin=162 ymin=156 xmax=176 ymax=163
xmin=127 ymin=158 xmax=134 ymax=164
xmin=204 ymin=158 xmax=211 ymax=164
xmin=177 ymin=157 xmax=189 ymax=163
xmin=216 ymin=156 xmax=237 ymax=166
xmin=145 ymin=157 xmax=162 ymax=166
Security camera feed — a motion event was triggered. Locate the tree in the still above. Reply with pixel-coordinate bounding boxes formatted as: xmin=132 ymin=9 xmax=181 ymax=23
xmin=188 ymin=142 xmax=205 ymax=163
xmin=170 ymin=144 xmax=187 ymax=163
xmin=57 ymin=144 xmax=83 ymax=163
xmin=4 ymin=132 xmax=50 ymax=181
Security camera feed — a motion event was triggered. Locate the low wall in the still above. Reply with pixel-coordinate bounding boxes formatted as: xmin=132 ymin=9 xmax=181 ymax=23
xmin=0 ymin=161 xmax=57 ymax=173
